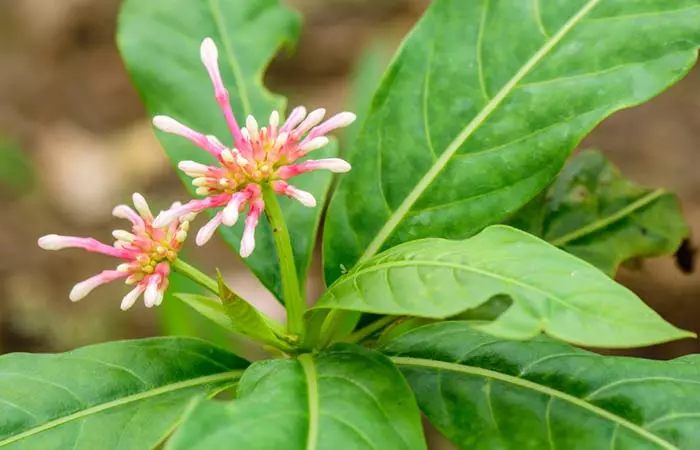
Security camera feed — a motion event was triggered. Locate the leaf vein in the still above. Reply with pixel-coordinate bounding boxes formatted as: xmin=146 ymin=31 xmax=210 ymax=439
xmin=422 ymin=42 xmax=437 ymax=160
xmin=319 ymin=374 xmax=407 ymax=446
xmin=476 ymin=0 xmax=491 ymax=102
xmin=61 ymin=356 xmax=151 ymax=388
xmin=0 ymin=373 xmax=87 ymax=407
xmin=583 ymin=6 xmax=700 ymax=23
xmin=533 ymin=0 xmax=551 ymax=39
xmin=319 ymin=412 xmax=377 ymax=449
xmin=546 ymin=396 xmax=555 ymax=450
xmin=585 ymin=376 xmax=700 ymax=401
xmin=645 ymin=412 xmax=700 ymax=429
xmin=0 ymin=398 xmax=38 ymax=420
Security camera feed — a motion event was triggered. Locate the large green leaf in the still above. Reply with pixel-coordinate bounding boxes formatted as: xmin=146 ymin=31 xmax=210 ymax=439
xmin=117 ymin=0 xmax=334 ymax=300
xmin=507 ymin=149 xmax=689 ymax=275
xmin=315 ymin=225 xmax=692 ymax=347
xmin=383 ymin=321 xmax=700 ymax=450
xmin=0 ymin=337 xmax=247 ymax=449
xmin=323 ymin=0 xmax=700 ymax=284
xmin=167 ymin=344 xmax=426 ymax=450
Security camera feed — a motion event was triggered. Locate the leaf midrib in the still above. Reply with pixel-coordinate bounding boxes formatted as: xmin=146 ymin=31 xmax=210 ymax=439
xmin=358 ymin=0 xmax=601 ymax=262
xmin=392 ymin=356 xmax=678 ymax=450
xmin=549 ymin=189 xmax=667 ymax=246
xmin=0 ymin=371 xmax=243 ymax=447
xmin=299 ymin=354 xmax=319 ymax=450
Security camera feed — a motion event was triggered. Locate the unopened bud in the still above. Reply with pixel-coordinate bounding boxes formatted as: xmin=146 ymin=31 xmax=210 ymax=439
xmin=113 ymin=230 xmax=136 ymax=243
xmin=220 ymin=149 xmax=235 ymax=163
xmin=176 ymin=230 xmax=188 ymax=243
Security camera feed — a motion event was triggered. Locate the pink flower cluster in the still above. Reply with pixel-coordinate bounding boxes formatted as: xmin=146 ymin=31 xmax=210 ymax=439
xmin=151 ymin=38 xmax=355 ymax=257
xmin=38 ymin=194 xmax=191 ymax=310
xmin=37 ymin=37 xmax=355 ymax=309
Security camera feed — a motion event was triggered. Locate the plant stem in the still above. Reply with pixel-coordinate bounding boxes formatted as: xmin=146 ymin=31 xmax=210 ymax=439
xmin=171 ymin=258 xmax=219 ymax=295
xmin=344 ymin=315 xmax=398 ymax=344
xmin=262 ymin=186 xmax=306 ymax=337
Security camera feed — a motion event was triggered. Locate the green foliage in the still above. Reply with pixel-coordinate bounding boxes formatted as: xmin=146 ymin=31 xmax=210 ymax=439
xmin=0 ymin=338 xmax=247 ymax=448
xmin=167 ymin=344 xmax=425 ymax=449
xmin=216 ymin=273 xmax=289 ymax=348
xmin=316 ymin=225 xmax=692 ymax=347
xmin=323 ymin=0 xmax=700 ymax=284
xmin=117 ymin=0 xmax=336 ymax=300
xmin=507 ymin=149 xmax=689 ymax=275
xmin=383 ymin=321 xmax=700 ymax=450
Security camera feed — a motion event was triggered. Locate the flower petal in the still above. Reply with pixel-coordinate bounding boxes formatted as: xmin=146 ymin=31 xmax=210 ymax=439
xmin=196 ymin=212 xmax=224 ymax=246
xmin=120 ymin=285 xmax=145 ymax=311
xmin=69 ymin=270 xmax=128 ymax=302
xmin=240 ymin=198 xmax=264 ymax=258
xmin=280 ymin=106 xmax=307 ymax=133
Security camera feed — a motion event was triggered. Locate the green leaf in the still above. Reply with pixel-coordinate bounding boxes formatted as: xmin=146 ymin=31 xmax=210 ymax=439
xmin=217 ymin=274 xmax=289 ymax=347
xmin=507 ymin=149 xmax=689 ymax=275
xmin=383 ymin=321 xmax=700 ymax=450
xmin=174 ymin=293 xmax=237 ymax=331
xmin=323 ymin=0 xmax=700 ymax=284
xmin=117 ymin=0 xmax=335 ymax=300
xmin=173 ymin=292 xmax=288 ymax=349
xmin=315 ymin=225 xmax=692 ymax=348
xmin=167 ymin=344 xmax=426 ymax=450
xmin=0 ymin=337 xmax=247 ymax=449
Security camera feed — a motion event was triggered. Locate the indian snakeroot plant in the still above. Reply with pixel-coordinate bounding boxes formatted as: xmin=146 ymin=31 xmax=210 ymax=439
xmin=3 ymin=0 xmax=700 ymax=449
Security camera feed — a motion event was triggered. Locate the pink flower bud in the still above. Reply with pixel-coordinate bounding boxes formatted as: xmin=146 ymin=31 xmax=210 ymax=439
xmin=121 ymin=285 xmax=145 ymax=311
xmin=196 ymin=213 xmax=223 ymax=246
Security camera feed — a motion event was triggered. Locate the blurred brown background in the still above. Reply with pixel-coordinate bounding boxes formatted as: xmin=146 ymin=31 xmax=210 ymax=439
xmin=0 ymin=0 xmax=699 ymax=363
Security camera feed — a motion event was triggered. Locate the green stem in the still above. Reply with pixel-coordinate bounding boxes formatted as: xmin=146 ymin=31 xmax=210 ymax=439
xmin=344 ymin=315 xmax=398 ymax=344
xmin=171 ymin=258 xmax=218 ymax=295
xmin=262 ymin=186 xmax=306 ymax=337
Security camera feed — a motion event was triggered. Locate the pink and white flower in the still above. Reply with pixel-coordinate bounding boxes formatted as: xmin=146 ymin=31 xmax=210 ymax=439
xmin=151 ymin=37 xmax=355 ymax=258
xmin=38 ymin=193 xmax=191 ymax=310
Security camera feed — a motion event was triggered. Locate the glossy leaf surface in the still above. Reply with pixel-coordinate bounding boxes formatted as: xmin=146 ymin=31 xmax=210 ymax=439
xmin=167 ymin=344 xmax=425 ymax=450
xmin=383 ymin=321 xmax=700 ymax=450
xmin=118 ymin=0 xmax=335 ymax=299
xmin=0 ymin=338 xmax=247 ymax=449
xmin=323 ymin=0 xmax=700 ymax=283
xmin=316 ymin=225 xmax=692 ymax=347
xmin=507 ymin=149 xmax=689 ymax=275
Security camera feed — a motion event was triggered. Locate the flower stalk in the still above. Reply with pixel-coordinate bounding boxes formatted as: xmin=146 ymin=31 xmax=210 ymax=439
xmin=171 ymin=258 xmax=219 ymax=296
xmin=262 ymin=186 xmax=306 ymax=338
xmin=343 ymin=315 xmax=398 ymax=344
